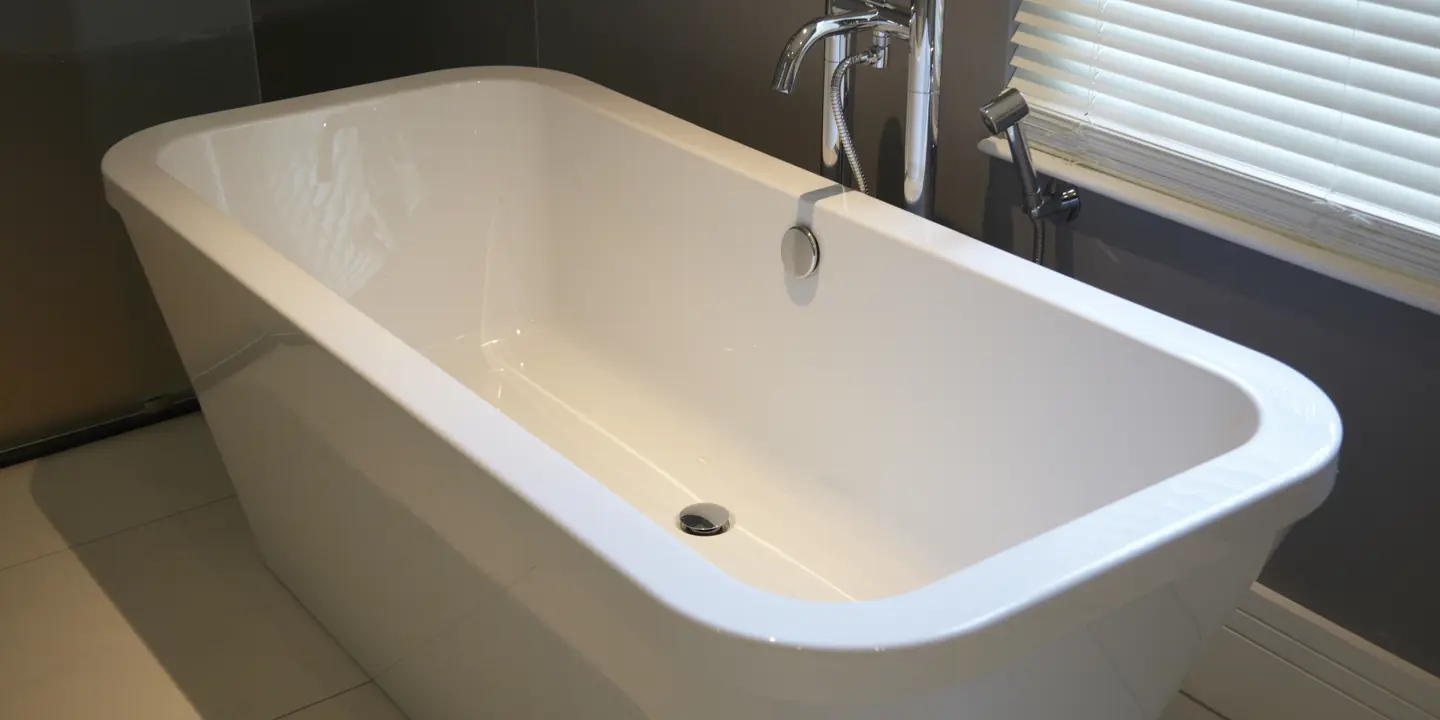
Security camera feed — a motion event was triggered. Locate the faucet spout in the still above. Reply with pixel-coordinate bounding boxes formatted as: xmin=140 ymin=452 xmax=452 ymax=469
xmin=771 ymin=9 xmax=910 ymax=94
xmin=769 ymin=0 xmax=941 ymax=218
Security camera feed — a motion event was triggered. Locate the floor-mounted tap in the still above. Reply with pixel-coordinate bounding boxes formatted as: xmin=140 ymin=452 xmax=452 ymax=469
xmin=979 ymin=88 xmax=1081 ymax=264
xmin=771 ymin=0 xmax=942 ymax=219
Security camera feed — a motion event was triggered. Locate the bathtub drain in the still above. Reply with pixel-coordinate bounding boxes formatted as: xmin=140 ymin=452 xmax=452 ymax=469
xmin=677 ymin=503 xmax=733 ymax=537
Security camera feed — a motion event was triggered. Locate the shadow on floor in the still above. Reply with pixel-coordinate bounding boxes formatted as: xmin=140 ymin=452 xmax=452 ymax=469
xmin=29 ymin=394 xmax=643 ymax=719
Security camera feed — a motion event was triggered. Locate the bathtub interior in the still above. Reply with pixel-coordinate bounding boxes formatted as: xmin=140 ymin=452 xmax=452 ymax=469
xmin=155 ymin=77 xmax=1260 ymax=603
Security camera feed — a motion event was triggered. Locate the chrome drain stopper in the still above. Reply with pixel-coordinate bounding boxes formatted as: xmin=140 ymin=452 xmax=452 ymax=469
xmin=677 ymin=503 xmax=733 ymax=537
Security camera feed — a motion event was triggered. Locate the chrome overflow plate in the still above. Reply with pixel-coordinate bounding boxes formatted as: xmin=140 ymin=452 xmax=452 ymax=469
xmin=781 ymin=225 xmax=820 ymax=279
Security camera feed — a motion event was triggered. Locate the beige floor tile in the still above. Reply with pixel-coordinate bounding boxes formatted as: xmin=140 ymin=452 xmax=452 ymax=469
xmin=0 ymin=415 xmax=234 ymax=571
xmin=0 ymin=547 xmax=201 ymax=720
xmin=0 ymin=498 xmax=367 ymax=720
xmin=283 ymin=684 xmax=409 ymax=720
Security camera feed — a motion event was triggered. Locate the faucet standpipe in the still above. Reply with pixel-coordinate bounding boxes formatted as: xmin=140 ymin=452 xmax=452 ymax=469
xmin=770 ymin=0 xmax=941 ymax=217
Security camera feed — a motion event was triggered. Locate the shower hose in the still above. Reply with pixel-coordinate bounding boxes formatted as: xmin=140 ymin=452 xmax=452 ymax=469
xmin=1031 ymin=214 xmax=1046 ymax=264
xmin=830 ymin=50 xmax=879 ymax=196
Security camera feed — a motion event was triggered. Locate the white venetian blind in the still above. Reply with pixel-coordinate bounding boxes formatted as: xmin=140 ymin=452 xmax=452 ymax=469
xmin=1008 ymin=0 xmax=1440 ymax=282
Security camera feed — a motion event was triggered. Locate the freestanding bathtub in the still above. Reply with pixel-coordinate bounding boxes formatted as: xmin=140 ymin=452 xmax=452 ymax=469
xmin=104 ymin=67 xmax=1340 ymax=719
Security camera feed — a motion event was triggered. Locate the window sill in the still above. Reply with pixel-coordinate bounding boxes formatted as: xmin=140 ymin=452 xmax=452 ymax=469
xmin=978 ymin=136 xmax=1440 ymax=317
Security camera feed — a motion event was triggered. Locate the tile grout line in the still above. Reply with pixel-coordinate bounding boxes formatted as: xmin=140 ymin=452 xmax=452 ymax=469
xmin=263 ymin=555 xmax=380 ymax=694
xmin=1084 ymin=626 xmax=1150 ymax=720
xmin=1180 ymin=689 xmax=1232 ymax=720
xmin=0 ymin=484 xmax=382 ymax=720
xmin=269 ymin=680 xmax=374 ymax=720
xmin=0 ymin=492 xmax=238 ymax=576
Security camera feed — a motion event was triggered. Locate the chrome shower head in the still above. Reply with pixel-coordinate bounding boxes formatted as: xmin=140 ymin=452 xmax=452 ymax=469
xmin=980 ymin=87 xmax=1042 ymax=217
xmin=977 ymin=87 xmax=1081 ymax=264
xmin=979 ymin=88 xmax=1030 ymax=135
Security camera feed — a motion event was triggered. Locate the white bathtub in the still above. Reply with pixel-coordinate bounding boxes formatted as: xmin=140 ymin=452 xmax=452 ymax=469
xmin=104 ymin=67 xmax=1340 ymax=719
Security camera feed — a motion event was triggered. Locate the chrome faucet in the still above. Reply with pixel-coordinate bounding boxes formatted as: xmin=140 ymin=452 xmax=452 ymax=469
xmin=979 ymin=88 xmax=1080 ymax=264
xmin=771 ymin=0 xmax=943 ymax=219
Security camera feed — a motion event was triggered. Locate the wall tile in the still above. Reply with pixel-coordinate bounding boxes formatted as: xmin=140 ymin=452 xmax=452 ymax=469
xmin=252 ymin=0 xmax=537 ymax=101
xmin=536 ymin=0 xmax=1011 ymax=237
xmin=0 ymin=0 xmax=260 ymax=451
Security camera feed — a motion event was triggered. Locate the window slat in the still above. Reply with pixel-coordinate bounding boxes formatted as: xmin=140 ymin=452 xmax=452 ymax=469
xmin=1230 ymin=0 xmax=1440 ymax=50
xmin=1364 ymin=0 xmax=1440 ymax=20
xmin=1023 ymin=2 xmax=1353 ymax=84
xmin=1031 ymin=0 xmax=1358 ymax=56
xmin=1013 ymin=35 xmax=1440 ymax=170
xmin=1019 ymin=3 xmax=1440 ymax=138
xmin=1010 ymin=0 xmax=1440 ymax=284
xmin=1013 ymin=44 xmax=1350 ymax=158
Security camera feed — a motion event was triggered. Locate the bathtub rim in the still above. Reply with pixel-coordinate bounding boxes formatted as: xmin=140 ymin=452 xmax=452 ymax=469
xmin=102 ymin=66 xmax=1341 ymax=658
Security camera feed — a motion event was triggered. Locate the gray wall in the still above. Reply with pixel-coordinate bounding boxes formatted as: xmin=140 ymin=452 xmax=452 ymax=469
xmin=0 ymin=0 xmax=537 ymax=455
xmin=0 ymin=0 xmax=260 ymax=450
xmin=250 ymin=0 xmax=536 ymax=101
xmin=537 ymin=0 xmax=1440 ymax=673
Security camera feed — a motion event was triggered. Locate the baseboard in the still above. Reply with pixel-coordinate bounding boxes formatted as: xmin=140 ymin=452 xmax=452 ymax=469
xmin=1182 ymin=584 xmax=1440 ymax=720
xmin=0 ymin=395 xmax=200 ymax=469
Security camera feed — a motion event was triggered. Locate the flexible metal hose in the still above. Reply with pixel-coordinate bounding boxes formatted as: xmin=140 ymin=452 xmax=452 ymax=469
xmin=1031 ymin=216 xmax=1046 ymax=264
xmin=830 ymin=51 xmax=878 ymax=195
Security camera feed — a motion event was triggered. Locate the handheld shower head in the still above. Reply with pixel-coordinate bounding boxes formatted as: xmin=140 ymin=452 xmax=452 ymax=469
xmin=979 ymin=88 xmax=1030 ymax=135
xmin=978 ymin=87 xmax=1081 ymax=264
xmin=980 ymin=88 xmax=1041 ymax=209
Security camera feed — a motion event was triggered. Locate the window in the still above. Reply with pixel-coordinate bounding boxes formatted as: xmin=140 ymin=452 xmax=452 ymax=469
xmin=1008 ymin=0 xmax=1440 ymax=284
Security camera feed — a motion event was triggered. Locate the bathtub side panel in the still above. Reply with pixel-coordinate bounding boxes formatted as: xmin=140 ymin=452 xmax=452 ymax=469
xmin=112 ymin=202 xmax=649 ymax=718
xmin=884 ymin=538 xmax=1269 ymax=720
xmin=503 ymin=505 xmax=1274 ymax=720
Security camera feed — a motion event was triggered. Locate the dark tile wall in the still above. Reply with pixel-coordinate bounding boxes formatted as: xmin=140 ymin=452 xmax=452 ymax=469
xmin=1 ymin=0 xmax=538 ymax=455
xmin=537 ymin=0 xmax=1440 ymax=673
xmin=252 ymin=0 xmax=537 ymax=101
xmin=0 ymin=0 xmax=260 ymax=450
xmin=536 ymin=0 xmax=1010 ymax=237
